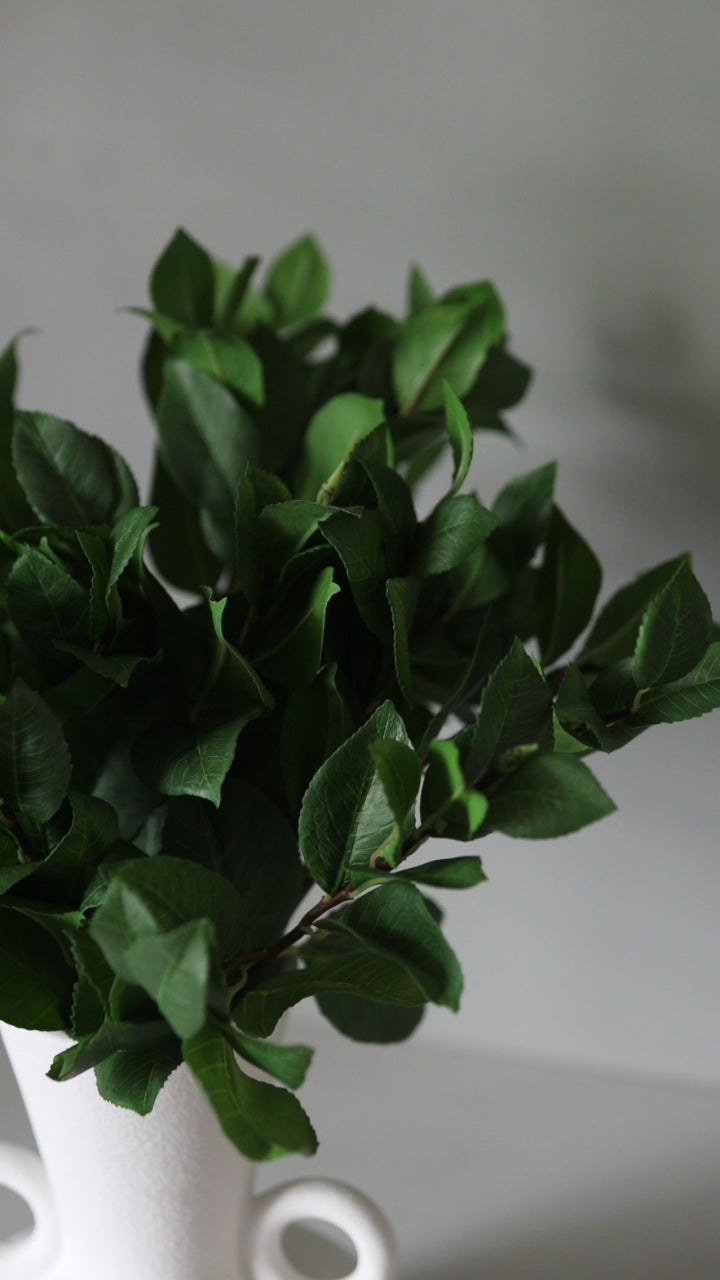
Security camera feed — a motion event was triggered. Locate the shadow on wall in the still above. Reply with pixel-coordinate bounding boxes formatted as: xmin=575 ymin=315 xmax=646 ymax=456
xmin=406 ymin=1162 xmax=720 ymax=1280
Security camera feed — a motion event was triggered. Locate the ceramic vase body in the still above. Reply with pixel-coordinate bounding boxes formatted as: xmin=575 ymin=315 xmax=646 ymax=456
xmin=0 ymin=1025 xmax=397 ymax=1280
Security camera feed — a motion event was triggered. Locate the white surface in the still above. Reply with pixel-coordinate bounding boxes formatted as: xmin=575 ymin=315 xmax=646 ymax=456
xmin=4 ymin=1025 xmax=720 ymax=1277
xmin=0 ymin=1 xmax=718 ymax=1090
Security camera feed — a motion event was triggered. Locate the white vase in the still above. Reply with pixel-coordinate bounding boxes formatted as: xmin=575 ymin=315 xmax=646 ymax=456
xmin=0 ymin=1025 xmax=397 ymax=1280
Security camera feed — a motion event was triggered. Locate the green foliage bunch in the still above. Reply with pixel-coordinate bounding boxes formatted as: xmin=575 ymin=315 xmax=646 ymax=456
xmin=1 ymin=230 xmax=718 ymax=1161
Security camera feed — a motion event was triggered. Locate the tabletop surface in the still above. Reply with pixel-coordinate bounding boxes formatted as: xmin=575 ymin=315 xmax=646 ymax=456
xmin=3 ymin=1024 xmax=719 ymax=1279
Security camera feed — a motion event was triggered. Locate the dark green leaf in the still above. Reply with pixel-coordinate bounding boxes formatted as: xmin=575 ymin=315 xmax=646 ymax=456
xmin=149 ymin=455 xmax=222 ymax=593
xmin=386 ymin=577 xmax=419 ymax=706
xmin=413 ymin=495 xmax=498 ymax=577
xmin=317 ymin=990 xmax=424 ymax=1043
xmin=281 ymin=664 xmax=355 ymax=815
xmin=487 ymin=754 xmax=615 ymax=838
xmin=299 ymin=700 xmax=411 ymax=893
xmin=222 ymin=1025 xmax=314 ymax=1089
xmin=407 ymin=264 xmax=434 ymax=314
xmin=396 ymin=855 xmax=486 ymax=889
xmin=535 ymin=506 xmax=602 ymax=664
xmin=48 ymin=1019 xmax=175 ymax=1081
xmin=632 ymin=640 xmax=720 ymax=725
xmin=12 ymin=412 xmax=138 ymax=527
xmin=322 ymin=509 xmax=390 ymax=637
xmin=183 ymin=1021 xmax=318 ymax=1160
xmin=7 ymin=547 xmax=89 ymax=642
xmin=492 ymin=462 xmax=556 ymax=567
xmin=254 ymin=566 xmax=340 ymax=687
xmin=0 ymin=907 xmax=74 ymax=1029
xmin=633 ymin=559 xmax=712 ymax=688
xmin=369 ymin=738 xmax=422 ymax=865
xmin=133 ymin=715 xmax=259 ymax=808
xmin=155 ymin=360 xmax=258 ymax=561
xmin=0 ymin=680 xmax=71 ymax=821
xmin=420 ymin=739 xmax=488 ymax=838
xmin=94 ymin=1042 xmax=182 ymax=1114
xmin=455 ymin=638 xmax=554 ymax=784
xmin=325 ymin=880 xmax=463 ymax=1011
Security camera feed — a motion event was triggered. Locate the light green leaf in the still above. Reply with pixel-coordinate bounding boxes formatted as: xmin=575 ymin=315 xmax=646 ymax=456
xmin=444 ymin=381 xmax=474 ymax=497
xmin=149 ymin=227 xmax=215 ymax=328
xmin=169 ymin=331 xmax=264 ymax=406
xmin=299 ymin=700 xmax=411 ymax=893
xmin=369 ymin=738 xmax=422 ymax=866
xmin=296 ymin=393 xmax=386 ymax=502
xmin=265 ymin=234 xmax=330 ymax=328
xmin=393 ymin=294 xmax=504 ymax=415
xmin=633 ymin=559 xmax=712 ymax=688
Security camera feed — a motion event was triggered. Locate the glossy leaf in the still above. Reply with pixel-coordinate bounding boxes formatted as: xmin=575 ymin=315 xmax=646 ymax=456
xmin=580 ymin=555 xmax=688 ymax=668
xmin=296 ymin=393 xmax=386 ymax=502
xmin=633 ymin=641 xmax=720 ymax=726
xmin=393 ymin=296 xmax=504 ymax=414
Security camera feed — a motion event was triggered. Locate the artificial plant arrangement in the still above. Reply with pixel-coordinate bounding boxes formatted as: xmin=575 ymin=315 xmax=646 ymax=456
xmin=1 ymin=230 xmax=718 ymax=1162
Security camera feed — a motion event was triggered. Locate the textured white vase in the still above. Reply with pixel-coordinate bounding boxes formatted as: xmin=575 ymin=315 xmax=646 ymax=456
xmin=0 ymin=1025 xmax=397 ymax=1280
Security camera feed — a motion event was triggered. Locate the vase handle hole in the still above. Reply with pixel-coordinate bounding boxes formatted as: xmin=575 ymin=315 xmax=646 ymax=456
xmin=0 ymin=1185 xmax=35 ymax=1243
xmin=282 ymin=1218 xmax=358 ymax=1279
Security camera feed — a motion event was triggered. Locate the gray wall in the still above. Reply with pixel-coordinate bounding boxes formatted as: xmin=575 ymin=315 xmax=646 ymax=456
xmin=1 ymin=2 xmax=719 ymax=1099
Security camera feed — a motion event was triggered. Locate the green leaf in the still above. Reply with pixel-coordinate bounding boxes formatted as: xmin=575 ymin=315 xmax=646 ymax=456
xmin=295 ymin=393 xmax=386 ymax=502
xmin=149 ymin=227 xmax=215 ymax=328
xmin=633 ymin=559 xmax=712 ymax=688
xmin=48 ymin=1019 xmax=176 ymax=1081
xmin=202 ymin=595 xmax=274 ymax=717
xmin=632 ymin=641 xmax=720 ymax=725
xmin=234 ymin=468 xmax=291 ymax=602
xmin=455 ymin=639 xmax=554 ymax=784
xmin=215 ymin=254 xmax=261 ymax=331
xmin=0 ymin=680 xmax=71 ymax=821
xmin=396 ymin=855 xmax=486 ymax=889
xmin=325 ymin=880 xmax=463 ymax=1011
xmin=27 ymin=791 xmax=119 ymax=903
xmin=420 ymin=739 xmax=488 ymax=838
xmin=369 ymin=738 xmax=422 ymax=866
xmin=444 ymin=381 xmax=474 ymax=496
xmin=155 ymin=360 xmax=258 ymax=561
xmin=535 ymin=506 xmax=603 ymax=664
xmin=321 ymin=509 xmax=390 ymax=637
xmin=149 ymin=455 xmax=222 ymax=593
xmin=386 ymin=577 xmax=419 ymax=706
xmin=487 ymin=754 xmax=615 ymax=839
xmin=222 ymin=1025 xmax=314 ymax=1090
xmin=183 ymin=1021 xmax=318 ymax=1160
xmin=299 ymin=700 xmax=411 ymax=893
xmin=580 ymin=556 xmax=688 ymax=668
xmin=55 ymin=646 xmax=148 ymax=689
xmin=12 ymin=412 xmax=139 ymax=528
xmin=281 ymin=664 xmax=355 ymax=815
xmin=0 ymin=333 xmax=36 ymax=533
xmin=254 ymin=566 xmax=340 ymax=687
xmin=133 ymin=715 xmax=259 ymax=808
xmin=235 ymin=951 xmax=432 ymax=1039
xmin=265 ymin=233 xmax=330 ymax=328
xmin=407 ymin=264 xmax=434 ymax=314
xmin=89 ymin=855 xmax=249 ymax=966
xmin=123 ymin=919 xmax=222 ymax=1039
xmin=7 ymin=546 xmax=89 ymax=642
xmin=317 ymin=988 xmax=424 ymax=1044
xmin=492 ymin=462 xmax=556 ymax=567
xmin=0 ymin=907 xmax=74 ymax=1029
xmin=95 ymin=1042 xmax=182 ymax=1114
xmin=412 ymin=495 xmax=498 ymax=577
xmin=258 ymin=500 xmax=338 ymax=571
xmin=107 ymin=506 xmax=159 ymax=597
xmin=169 ymin=331 xmax=264 ymax=406
xmin=393 ymin=294 xmax=504 ymax=414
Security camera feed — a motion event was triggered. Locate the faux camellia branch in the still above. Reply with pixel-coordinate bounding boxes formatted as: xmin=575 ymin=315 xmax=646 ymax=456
xmin=0 ymin=228 xmax=718 ymax=1163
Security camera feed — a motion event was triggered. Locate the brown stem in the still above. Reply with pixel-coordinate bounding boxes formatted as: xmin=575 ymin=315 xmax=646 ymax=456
xmin=224 ymin=882 xmax=356 ymax=979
